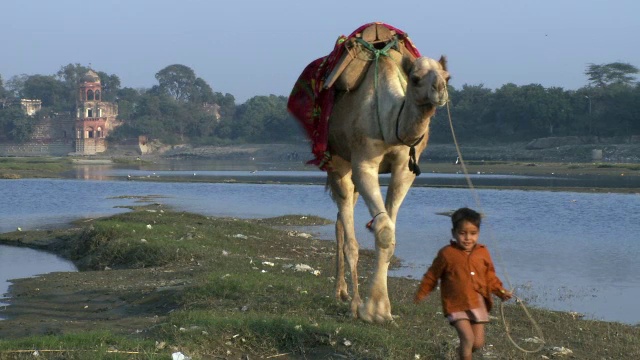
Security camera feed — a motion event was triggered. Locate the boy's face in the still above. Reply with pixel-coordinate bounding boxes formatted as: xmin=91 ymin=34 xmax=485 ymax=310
xmin=452 ymin=220 xmax=480 ymax=251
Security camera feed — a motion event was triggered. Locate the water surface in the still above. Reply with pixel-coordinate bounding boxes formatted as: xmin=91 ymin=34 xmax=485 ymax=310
xmin=1 ymin=176 xmax=638 ymax=325
xmin=0 ymin=245 xmax=77 ymax=317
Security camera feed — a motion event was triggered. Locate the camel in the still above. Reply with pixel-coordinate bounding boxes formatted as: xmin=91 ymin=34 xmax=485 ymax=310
xmin=326 ymin=54 xmax=450 ymax=323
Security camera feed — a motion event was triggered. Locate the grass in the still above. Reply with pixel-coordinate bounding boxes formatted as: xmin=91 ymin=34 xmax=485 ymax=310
xmin=0 ymin=206 xmax=639 ymax=359
xmin=0 ymin=332 xmax=159 ymax=360
xmin=595 ymin=163 xmax=640 ymax=171
xmin=0 ymin=157 xmax=73 ymax=179
xmin=109 ymin=157 xmax=152 ymax=165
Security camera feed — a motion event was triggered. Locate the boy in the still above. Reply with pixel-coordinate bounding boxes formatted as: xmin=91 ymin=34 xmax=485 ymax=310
xmin=414 ymin=207 xmax=512 ymax=360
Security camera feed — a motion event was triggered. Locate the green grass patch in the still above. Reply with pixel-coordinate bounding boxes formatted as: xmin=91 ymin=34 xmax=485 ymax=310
xmin=110 ymin=157 xmax=153 ymax=165
xmin=595 ymin=163 xmax=640 ymax=171
xmin=0 ymin=157 xmax=73 ymax=178
xmin=1 ymin=206 xmax=639 ymax=359
xmin=0 ymin=331 xmax=158 ymax=360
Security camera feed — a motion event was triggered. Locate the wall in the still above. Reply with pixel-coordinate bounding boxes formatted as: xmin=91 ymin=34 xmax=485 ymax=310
xmin=0 ymin=116 xmax=75 ymax=156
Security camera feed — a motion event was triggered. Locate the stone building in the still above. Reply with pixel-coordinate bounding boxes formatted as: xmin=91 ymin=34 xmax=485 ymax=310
xmin=0 ymin=99 xmax=42 ymax=115
xmin=0 ymin=70 xmax=120 ymax=156
xmin=74 ymin=70 xmax=119 ymax=155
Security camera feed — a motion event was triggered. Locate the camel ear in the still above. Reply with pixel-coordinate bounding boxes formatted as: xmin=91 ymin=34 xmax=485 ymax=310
xmin=410 ymin=73 xmax=421 ymax=86
xmin=439 ymin=55 xmax=448 ymax=71
xmin=402 ymin=55 xmax=417 ymax=76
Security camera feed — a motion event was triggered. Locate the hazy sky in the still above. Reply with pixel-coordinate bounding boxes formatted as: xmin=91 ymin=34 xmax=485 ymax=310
xmin=2 ymin=0 xmax=639 ymax=103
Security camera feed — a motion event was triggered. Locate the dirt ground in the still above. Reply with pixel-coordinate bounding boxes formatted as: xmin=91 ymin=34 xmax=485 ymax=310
xmin=0 ymin=263 xmax=186 ymax=339
xmin=0 ymin=225 xmax=190 ymax=339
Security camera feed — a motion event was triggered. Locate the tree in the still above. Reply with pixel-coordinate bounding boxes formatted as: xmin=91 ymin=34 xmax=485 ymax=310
xmin=0 ymin=74 xmax=7 ymax=99
xmin=56 ymin=63 xmax=91 ymax=87
xmin=22 ymin=75 xmax=65 ymax=109
xmin=56 ymin=63 xmax=91 ymax=111
xmin=97 ymin=71 xmax=121 ymax=102
xmin=55 ymin=64 xmax=122 ymax=107
xmin=184 ymin=110 xmax=217 ymax=139
xmin=481 ymin=83 xmax=527 ymax=140
xmin=224 ymin=95 xmax=299 ymax=142
xmin=539 ymin=87 xmax=571 ymax=136
xmin=212 ymin=92 xmax=236 ymax=120
xmin=190 ymin=78 xmax=215 ymax=104
xmin=5 ymin=74 xmax=29 ymax=98
xmin=0 ymin=106 xmax=32 ymax=142
xmin=155 ymin=64 xmax=197 ymax=102
xmin=588 ymin=83 xmax=640 ymax=137
xmin=261 ymin=95 xmax=300 ymax=141
xmin=435 ymin=84 xmax=494 ymax=142
xmin=114 ymin=87 xmax=141 ymax=121
xmin=585 ymin=62 xmax=639 ymax=88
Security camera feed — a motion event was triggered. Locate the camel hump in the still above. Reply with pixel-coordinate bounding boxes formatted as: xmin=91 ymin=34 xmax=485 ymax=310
xmin=325 ymin=23 xmax=420 ymax=91
xmin=360 ymin=23 xmax=396 ymax=45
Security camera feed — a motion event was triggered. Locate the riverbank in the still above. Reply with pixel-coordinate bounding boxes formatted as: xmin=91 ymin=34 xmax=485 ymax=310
xmin=1 ymin=143 xmax=639 ymax=194
xmin=0 ymin=205 xmax=638 ymax=359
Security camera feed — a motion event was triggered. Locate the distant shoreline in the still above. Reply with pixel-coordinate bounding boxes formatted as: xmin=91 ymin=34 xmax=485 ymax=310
xmin=1 ymin=143 xmax=639 ymax=194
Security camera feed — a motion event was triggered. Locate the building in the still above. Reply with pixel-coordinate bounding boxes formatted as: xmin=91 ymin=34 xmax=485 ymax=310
xmin=0 ymin=70 xmax=120 ymax=156
xmin=0 ymin=99 xmax=42 ymax=115
xmin=74 ymin=70 xmax=119 ymax=155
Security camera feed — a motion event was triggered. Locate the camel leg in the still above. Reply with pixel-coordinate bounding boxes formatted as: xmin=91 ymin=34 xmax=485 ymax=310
xmin=351 ymin=161 xmax=395 ymax=323
xmin=328 ymin=166 xmax=362 ymax=316
xmin=334 ymin=213 xmax=350 ymax=302
xmin=356 ymin=165 xmax=414 ymax=323
xmin=385 ymin=166 xmax=417 ymax=224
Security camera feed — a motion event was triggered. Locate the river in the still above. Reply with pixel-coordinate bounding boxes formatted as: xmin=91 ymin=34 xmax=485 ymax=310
xmin=1 ymin=167 xmax=639 ymax=325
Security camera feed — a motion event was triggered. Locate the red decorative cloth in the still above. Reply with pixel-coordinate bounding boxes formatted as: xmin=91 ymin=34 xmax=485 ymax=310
xmin=287 ymin=22 xmax=420 ymax=170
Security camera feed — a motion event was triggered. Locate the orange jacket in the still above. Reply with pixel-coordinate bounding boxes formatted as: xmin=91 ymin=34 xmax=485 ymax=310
xmin=414 ymin=241 xmax=509 ymax=315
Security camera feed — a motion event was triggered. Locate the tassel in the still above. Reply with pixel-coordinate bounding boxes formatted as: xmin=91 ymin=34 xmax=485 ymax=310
xmin=366 ymin=211 xmax=386 ymax=232
xmin=408 ymin=146 xmax=421 ymax=176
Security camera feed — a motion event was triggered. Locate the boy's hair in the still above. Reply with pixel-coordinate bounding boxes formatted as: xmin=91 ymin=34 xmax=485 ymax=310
xmin=451 ymin=207 xmax=481 ymax=230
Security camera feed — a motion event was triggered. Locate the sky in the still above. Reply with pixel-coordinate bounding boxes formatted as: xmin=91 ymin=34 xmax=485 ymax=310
xmin=2 ymin=0 xmax=639 ymax=104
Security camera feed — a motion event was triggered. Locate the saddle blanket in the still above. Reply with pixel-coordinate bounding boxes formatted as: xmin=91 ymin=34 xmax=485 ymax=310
xmin=287 ymin=22 xmax=420 ymax=170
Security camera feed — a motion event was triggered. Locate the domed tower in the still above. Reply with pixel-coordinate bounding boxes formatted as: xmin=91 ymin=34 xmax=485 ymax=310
xmin=75 ymin=69 xmax=118 ymax=154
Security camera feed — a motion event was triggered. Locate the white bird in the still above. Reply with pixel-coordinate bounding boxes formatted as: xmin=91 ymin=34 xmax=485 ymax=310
xmin=16 ymin=227 xmax=22 ymax=231
xmin=455 ymin=157 xmax=460 ymax=165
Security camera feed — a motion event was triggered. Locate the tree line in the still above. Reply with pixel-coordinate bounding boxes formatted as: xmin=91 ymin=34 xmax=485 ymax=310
xmin=430 ymin=62 xmax=640 ymax=143
xmin=1 ymin=62 xmax=638 ymax=145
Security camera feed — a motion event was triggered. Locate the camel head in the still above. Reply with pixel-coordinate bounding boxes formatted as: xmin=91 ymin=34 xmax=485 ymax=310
xmin=408 ymin=56 xmax=450 ymax=107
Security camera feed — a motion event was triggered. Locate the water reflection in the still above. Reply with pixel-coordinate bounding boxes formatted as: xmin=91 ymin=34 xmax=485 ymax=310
xmin=67 ymin=161 xmax=639 ymax=190
xmin=71 ymin=165 xmax=113 ymax=180
xmin=0 ymin=245 xmax=77 ymax=318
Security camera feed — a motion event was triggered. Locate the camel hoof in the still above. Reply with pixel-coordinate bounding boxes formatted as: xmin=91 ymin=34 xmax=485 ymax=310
xmin=374 ymin=313 xmax=394 ymax=324
xmin=336 ymin=290 xmax=350 ymax=302
xmin=356 ymin=306 xmax=373 ymax=323
xmin=357 ymin=304 xmax=393 ymax=324
xmin=375 ymin=227 xmax=394 ymax=249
